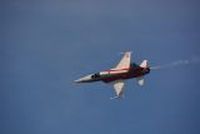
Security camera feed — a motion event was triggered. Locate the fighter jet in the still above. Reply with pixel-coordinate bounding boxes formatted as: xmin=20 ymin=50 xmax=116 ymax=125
xmin=74 ymin=52 xmax=150 ymax=99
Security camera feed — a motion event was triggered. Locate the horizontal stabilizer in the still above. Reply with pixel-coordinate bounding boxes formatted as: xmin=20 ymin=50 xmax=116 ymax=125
xmin=136 ymin=77 xmax=145 ymax=86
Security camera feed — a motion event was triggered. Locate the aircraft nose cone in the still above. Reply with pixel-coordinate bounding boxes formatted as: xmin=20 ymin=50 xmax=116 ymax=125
xmin=74 ymin=75 xmax=92 ymax=83
xmin=74 ymin=78 xmax=83 ymax=83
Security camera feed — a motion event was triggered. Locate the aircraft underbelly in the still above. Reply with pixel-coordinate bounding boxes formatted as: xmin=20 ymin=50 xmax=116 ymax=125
xmin=101 ymin=69 xmax=144 ymax=83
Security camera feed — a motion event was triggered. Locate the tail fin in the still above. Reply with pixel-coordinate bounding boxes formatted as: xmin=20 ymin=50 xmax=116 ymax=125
xmin=140 ymin=59 xmax=148 ymax=68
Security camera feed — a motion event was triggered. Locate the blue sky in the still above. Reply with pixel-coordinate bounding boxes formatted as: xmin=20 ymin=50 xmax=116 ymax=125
xmin=1 ymin=0 xmax=200 ymax=134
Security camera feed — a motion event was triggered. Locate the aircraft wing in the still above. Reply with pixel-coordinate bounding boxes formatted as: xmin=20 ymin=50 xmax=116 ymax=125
xmin=115 ymin=51 xmax=132 ymax=69
xmin=111 ymin=80 xmax=125 ymax=99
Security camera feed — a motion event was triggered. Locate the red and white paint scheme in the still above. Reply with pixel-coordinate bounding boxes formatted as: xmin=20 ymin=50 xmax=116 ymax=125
xmin=75 ymin=52 xmax=150 ymax=99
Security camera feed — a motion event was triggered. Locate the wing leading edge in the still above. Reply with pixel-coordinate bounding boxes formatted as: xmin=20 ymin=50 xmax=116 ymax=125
xmin=114 ymin=51 xmax=132 ymax=69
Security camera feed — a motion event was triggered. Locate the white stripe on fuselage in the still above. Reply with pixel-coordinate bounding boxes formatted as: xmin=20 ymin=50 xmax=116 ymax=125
xmin=100 ymin=68 xmax=130 ymax=75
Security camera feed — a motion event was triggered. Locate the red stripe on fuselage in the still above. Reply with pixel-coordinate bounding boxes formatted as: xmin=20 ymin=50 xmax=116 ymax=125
xmin=102 ymin=67 xmax=144 ymax=83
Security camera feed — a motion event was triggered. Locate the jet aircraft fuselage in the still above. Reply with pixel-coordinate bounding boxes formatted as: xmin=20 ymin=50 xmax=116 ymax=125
xmin=75 ymin=63 xmax=150 ymax=83
xmin=75 ymin=52 xmax=150 ymax=98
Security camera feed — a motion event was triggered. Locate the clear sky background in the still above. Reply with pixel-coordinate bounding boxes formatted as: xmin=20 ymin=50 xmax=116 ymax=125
xmin=1 ymin=0 xmax=200 ymax=134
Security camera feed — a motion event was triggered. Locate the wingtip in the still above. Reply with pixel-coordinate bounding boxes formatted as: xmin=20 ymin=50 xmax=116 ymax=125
xmin=110 ymin=95 xmax=124 ymax=100
xmin=119 ymin=51 xmax=132 ymax=55
xmin=110 ymin=96 xmax=119 ymax=100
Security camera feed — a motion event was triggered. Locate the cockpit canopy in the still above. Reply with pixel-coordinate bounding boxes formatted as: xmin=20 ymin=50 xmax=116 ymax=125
xmin=91 ymin=73 xmax=100 ymax=79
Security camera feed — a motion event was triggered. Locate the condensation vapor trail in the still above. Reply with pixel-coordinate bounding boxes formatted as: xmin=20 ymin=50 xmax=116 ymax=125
xmin=150 ymin=56 xmax=200 ymax=70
